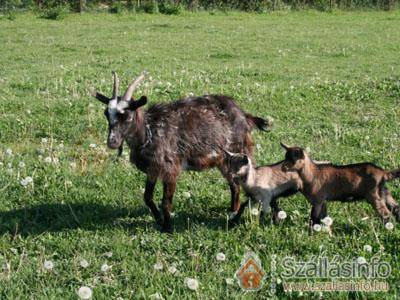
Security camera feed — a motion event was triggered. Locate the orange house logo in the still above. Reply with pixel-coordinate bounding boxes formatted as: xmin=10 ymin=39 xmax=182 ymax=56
xmin=235 ymin=251 xmax=266 ymax=291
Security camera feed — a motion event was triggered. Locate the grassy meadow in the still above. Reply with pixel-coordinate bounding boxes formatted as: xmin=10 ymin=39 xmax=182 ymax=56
xmin=0 ymin=10 xmax=399 ymax=299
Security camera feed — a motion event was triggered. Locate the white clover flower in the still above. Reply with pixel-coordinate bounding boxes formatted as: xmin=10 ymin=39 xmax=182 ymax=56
xmin=153 ymin=262 xmax=163 ymax=271
xmin=20 ymin=176 xmax=33 ymax=187
xmin=313 ymin=224 xmax=322 ymax=232
xmin=357 ymin=256 xmax=367 ymax=264
xmin=43 ymin=260 xmax=54 ymax=271
xmin=277 ymin=210 xmax=287 ymax=220
xmin=385 ymin=222 xmax=394 ymax=231
xmin=363 ymin=245 xmax=372 ymax=253
xmin=58 ymin=143 xmax=64 ymax=149
xmin=89 ymin=143 xmax=97 ymax=149
xmin=182 ymin=191 xmax=191 ymax=199
xmin=104 ymin=251 xmax=113 ymax=258
xmin=44 ymin=157 xmax=52 ymax=163
xmin=41 ymin=138 xmax=48 ymax=144
xmin=168 ymin=265 xmax=177 ymax=274
xmin=250 ymin=208 xmax=259 ymax=216
xmin=216 ymin=252 xmax=226 ymax=262
xmin=18 ymin=161 xmax=25 ymax=168
xmin=225 ymin=278 xmax=234 ymax=285
xmin=5 ymin=148 xmax=12 ymax=156
xmin=322 ymin=216 xmax=333 ymax=227
xmin=80 ymin=259 xmax=89 ymax=268
xmin=149 ymin=292 xmax=164 ymax=300
xmin=77 ymin=286 xmax=92 ymax=299
xmin=185 ymin=277 xmax=199 ymax=290
xmin=101 ymin=263 xmax=110 ymax=272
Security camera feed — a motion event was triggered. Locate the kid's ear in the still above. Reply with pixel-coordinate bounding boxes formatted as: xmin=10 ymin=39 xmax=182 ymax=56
xmin=240 ymin=155 xmax=249 ymax=165
xmin=280 ymin=142 xmax=289 ymax=151
xmin=128 ymin=96 xmax=147 ymax=111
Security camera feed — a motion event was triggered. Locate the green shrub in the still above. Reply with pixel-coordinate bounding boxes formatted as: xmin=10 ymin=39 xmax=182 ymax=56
xmin=109 ymin=1 xmax=125 ymax=13
xmin=40 ymin=5 xmax=69 ymax=20
xmin=159 ymin=1 xmax=183 ymax=14
xmin=140 ymin=0 xmax=160 ymax=13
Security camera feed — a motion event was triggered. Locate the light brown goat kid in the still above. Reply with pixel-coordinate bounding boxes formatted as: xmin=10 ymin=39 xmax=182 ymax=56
xmin=281 ymin=143 xmax=400 ymax=228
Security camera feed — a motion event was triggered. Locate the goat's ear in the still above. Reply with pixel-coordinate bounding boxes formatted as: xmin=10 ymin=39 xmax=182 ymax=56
xmin=128 ymin=96 xmax=148 ymax=111
xmin=91 ymin=89 xmax=110 ymax=104
xmin=280 ymin=142 xmax=289 ymax=151
xmin=240 ymin=155 xmax=249 ymax=165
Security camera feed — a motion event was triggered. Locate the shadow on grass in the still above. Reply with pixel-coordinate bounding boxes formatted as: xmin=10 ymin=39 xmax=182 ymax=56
xmin=0 ymin=202 xmax=230 ymax=236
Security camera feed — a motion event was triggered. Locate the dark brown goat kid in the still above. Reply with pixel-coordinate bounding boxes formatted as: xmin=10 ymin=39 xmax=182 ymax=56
xmin=92 ymin=71 xmax=271 ymax=233
xmin=281 ymin=143 xmax=400 ymax=228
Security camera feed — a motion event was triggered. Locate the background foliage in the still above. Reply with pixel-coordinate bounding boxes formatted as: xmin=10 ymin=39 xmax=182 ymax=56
xmin=0 ymin=0 xmax=398 ymax=13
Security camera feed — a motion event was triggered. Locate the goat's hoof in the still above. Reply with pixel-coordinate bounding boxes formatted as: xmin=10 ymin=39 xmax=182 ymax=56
xmin=161 ymin=225 xmax=173 ymax=234
xmin=155 ymin=216 xmax=164 ymax=227
xmin=228 ymin=219 xmax=239 ymax=229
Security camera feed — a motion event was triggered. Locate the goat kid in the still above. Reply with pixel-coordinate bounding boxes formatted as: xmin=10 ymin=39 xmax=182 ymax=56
xmin=224 ymin=151 xmax=302 ymax=225
xmin=281 ymin=143 xmax=400 ymax=228
xmin=92 ymin=71 xmax=271 ymax=233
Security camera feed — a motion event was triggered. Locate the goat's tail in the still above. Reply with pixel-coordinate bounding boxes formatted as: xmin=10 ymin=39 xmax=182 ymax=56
xmin=246 ymin=114 xmax=272 ymax=132
xmin=386 ymin=169 xmax=400 ymax=181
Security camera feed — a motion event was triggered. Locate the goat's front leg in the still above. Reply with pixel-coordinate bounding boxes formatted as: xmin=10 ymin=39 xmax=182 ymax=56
xmin=310 ymin=200 xmax=324 ymax=230
xmin=271 ymin=196 xmax=281 ymax=224
xmin=228 ymin=179 xmax=241 ymax=212
xmin=161 ymin=180 xmax=176 ymax=233
xmin=144 ymin=177 xmax=163 ymax=226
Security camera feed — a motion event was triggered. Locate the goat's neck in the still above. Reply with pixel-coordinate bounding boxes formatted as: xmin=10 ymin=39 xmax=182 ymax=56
xmin=297 ymin=156 xmax=317 ymax=186
xmin=125 ymin=109 xmax=146 ymax=149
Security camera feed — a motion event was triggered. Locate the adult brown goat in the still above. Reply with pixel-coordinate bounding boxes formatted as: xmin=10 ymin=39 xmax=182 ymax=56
xmin=92 ymin=71 xmax=271 ymax=232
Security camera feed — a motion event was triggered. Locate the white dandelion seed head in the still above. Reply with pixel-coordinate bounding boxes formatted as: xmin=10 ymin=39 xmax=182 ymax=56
xmin=41 ymin=138 xmax=48 ymax=144
xmin=70 ymin=162 xmax=77 ymax=168
xmin=153 ymin=262 xmax=163 ymax=271
xmin=101 ymin=263 xmax=110 ymax=272
xmin=357 ymin=256 xmax=367 ymax=264
xmin=185 ymin=277 xmax=199 ymax=290
xmin=52 ymin=157 xmax=59 ymax=164
xmin=216 ymin=252 xmax=226 ymax=262
xmin=363 ymin=245 xmax=372 ymax=253
xmin=277 ymin=210 xmax=287 ymax=220
xmin=104 ymin=251 xmax=113 ymax=258
xmin=5 ymin=148 xmax=13 ymax=156
xmin=20 ymin=176 xmax=33 ymax=187
xmin=80 ymin=259 xmax=89 ymax=268
xmin=182 ymin=191 xmax=191 ymax=199
xmin=77 ymin=286 xmax=92 ymax=299
xmin=0 ymin=162 xmax=3 ymax=167
xmin=44 ymin=157 xmax=52 ymax=163
xmin=18 ymin=161 xmax=25 ymax=168
xmin=313 ymin=224 xmax=322 ymax=232
xmin=89 ymin=143 xmax=97 ymax=149
xmin=168 ymin=265 xmax=177 ymax=274
xmin=43 ymin=260 xmax=54 ymax=271
xmin=250 ymin=208 xmax=259 ymax=216
xmin=225 ymin=278 xmax=234 ymax=285
xmin=385 ymin=222 xmax=394 ymax=231
xmin=322 ymin=216 xmax=333 ymax=227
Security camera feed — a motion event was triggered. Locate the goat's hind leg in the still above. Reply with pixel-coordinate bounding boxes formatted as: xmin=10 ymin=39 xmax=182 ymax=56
xmin=144 ymin=177 xmax=163 ymax=227
xmin=381 ymin=188 xmax=400 ymax=221
xmin=367 ymin=191 xmax=392 ymax=224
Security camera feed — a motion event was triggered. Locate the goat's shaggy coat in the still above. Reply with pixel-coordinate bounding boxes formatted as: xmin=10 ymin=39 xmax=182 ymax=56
xmin=92 ymin=72 xmax=270 ymax=232
xmin=281 ymin=143 xmax=400 ymax=227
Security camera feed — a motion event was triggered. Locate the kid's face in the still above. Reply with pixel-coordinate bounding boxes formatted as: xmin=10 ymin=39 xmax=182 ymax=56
xmin=282 ymin=147 xmax=305 ymax=172
xmin=226 ymin=153 xmax=250 ymax=178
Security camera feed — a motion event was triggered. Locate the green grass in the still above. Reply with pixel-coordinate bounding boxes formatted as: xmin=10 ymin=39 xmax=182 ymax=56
xmin=0 ymin=10 xmax=399 ymax=299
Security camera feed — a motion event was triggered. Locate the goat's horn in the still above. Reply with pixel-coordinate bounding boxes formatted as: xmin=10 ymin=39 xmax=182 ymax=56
xmin=122 ymin=70 xmax=148 ymax=101
xmin=112 ymin=71 xmax=119 ymax=99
